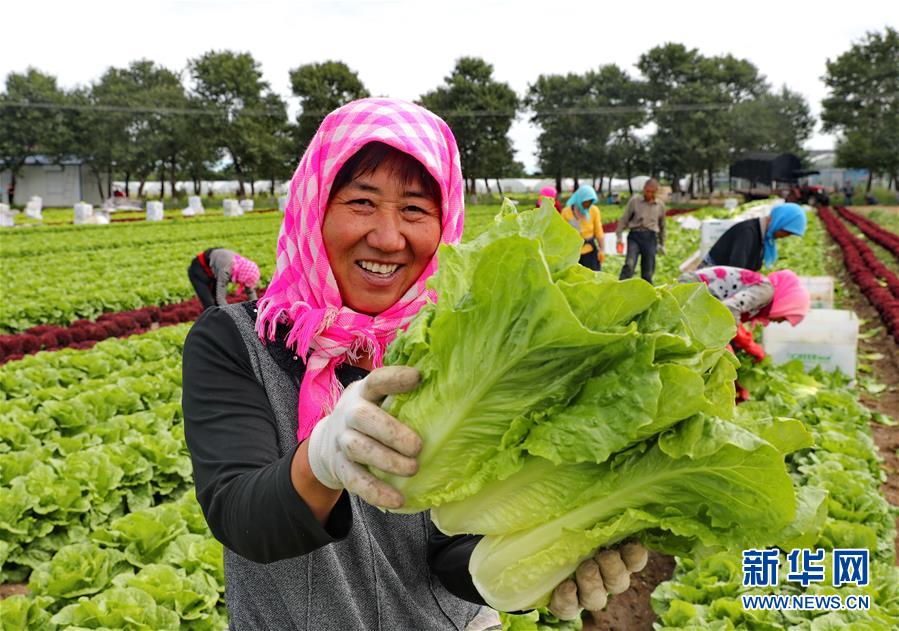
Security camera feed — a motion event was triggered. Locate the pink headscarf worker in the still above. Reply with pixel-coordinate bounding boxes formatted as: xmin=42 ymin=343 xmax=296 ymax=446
xmin=255 ymin=98 xmax=465 ymax=442
xmin=181 ymin=98 xmax=648 ymax=630
xmin=680 ymin=266 xmax=810 ymax=364
xmin=757 ymin=270 xmax=811 ymax=326
xmin=536 ymin=186 xmax=562 ymax=212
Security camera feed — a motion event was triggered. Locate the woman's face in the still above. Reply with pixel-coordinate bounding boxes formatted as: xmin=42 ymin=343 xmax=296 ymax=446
xmin=581 ymin=200 xmax=592 ymax=210
xmin=322 ymin=165 xmax=442 ymax=315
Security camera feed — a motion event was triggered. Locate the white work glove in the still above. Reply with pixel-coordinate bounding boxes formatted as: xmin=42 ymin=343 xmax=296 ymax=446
xmin=307 ymin=366 xmax=423 ymax=509
xmin=658 ymin=244 xmax=667 ymax=256
xmin=548 ymin=542 xmax=649 ymax=620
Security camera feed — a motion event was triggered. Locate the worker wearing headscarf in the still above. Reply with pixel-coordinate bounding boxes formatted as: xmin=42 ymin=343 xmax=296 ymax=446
xmin=187 ymin=248 xmax=260 ymax=309
xmin=561 ymin=185 xmax=604 ymax=271
xmin=536 ymin=185 xmax=562 ymax=212
xmin=182 ymin=98 xmax=645 ymax=630
xmin=705 ymin=202 xmax=808 ymax=270
xmin=679 ymin=266 xmax=810 ymax=361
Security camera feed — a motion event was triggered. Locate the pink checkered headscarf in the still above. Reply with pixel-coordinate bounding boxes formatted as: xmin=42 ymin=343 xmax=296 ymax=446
xmin=230 ymin=255 xmax=260 ymax=289
xmin=255 ymin=98 xmax=464 ymax=441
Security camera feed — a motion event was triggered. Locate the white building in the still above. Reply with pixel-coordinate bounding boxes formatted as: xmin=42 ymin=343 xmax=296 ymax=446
xmin=0 ymin=156 xmax=110 ymax=206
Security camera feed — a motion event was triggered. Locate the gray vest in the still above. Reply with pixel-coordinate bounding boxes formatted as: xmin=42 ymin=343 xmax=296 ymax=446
xmin=221 ymin=303 xmax=481 ymax=631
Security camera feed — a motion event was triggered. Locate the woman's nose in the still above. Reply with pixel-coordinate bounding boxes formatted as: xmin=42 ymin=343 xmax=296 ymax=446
xmin=366 ymin=210 xmax=405 ymax=252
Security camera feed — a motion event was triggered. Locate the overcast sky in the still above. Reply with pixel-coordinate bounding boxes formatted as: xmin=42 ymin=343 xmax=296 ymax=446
xmin=3 ymin=0 xmax=895 ymax=172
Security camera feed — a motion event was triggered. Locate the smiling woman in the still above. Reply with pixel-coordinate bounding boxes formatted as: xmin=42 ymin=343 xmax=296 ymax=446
xmin=322 ymin=141 xmax=443 ymax=316
xmin=180 ymin=99 xmax=495 ymax=631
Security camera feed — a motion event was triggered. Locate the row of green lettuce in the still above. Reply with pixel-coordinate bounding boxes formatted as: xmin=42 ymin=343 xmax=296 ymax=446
xmin=1 ymin=198 xmax=827 ymax=335
xmin=1 ymin=213 xmax=278 ymax=259
xmin=1 ymin=203 xmax=512 ymax=334
xmin=648 ymin=206 xmax=898 ymax=629
xmin=651 ymin=359 xmax=899 ymax=629
xmin=0 ymin=216 xmax=281 ymax=333
xmin=0 ymin=325 xmax=228 ymax=629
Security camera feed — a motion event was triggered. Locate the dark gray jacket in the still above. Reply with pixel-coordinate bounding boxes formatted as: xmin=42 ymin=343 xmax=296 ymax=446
xmin=215 ymin=303 xmax=482 ymax=630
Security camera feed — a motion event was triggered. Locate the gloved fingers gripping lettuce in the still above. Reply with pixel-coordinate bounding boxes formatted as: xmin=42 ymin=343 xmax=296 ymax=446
xmin=378 ymin=201 xmax=807 ymax=611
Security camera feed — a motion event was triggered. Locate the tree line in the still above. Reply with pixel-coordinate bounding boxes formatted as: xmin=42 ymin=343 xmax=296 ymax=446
xmin=0 ymin=28 xmax=895 ymax=200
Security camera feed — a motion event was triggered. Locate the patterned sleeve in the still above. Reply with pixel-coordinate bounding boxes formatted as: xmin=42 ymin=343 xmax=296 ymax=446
xmin=721 ymin=280 xmax=775 ymax=320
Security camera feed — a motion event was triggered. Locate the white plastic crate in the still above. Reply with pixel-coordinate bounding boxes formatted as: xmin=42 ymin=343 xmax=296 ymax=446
xmin=92 ymin=209 xmax=111 ymax=225
xmin=762 ymin=309 xmax=858 ymax=378
xmin=146 ymin=201 xmax=165 ymax=221
xmin=603 ymin=232 xmax=625 ymax=256
xmin=0 ymin=203 xmax=15 ymax=227
xmin=278 ymin=195 xmax=289 ymax=212
xmin=182 ymin=196 xmax=205 ymax=216
xmin=25 ymin=196 xmax=43 ymax=220
xmin=239 ymin=199 xmax=254 ymax=213
xmin=73 ymin=202 xmax=93 ymax=225
xmin=699 ymin=219 xmax=740 ymax=257
xmin=223 ymin=199 xmax=243 ymax=217
xmin=799 ymin=276 xmax=835 ymax=309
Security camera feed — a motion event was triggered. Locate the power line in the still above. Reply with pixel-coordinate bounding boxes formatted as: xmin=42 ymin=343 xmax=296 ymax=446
xmin=0 ymin=99 xmax=735 ymax=118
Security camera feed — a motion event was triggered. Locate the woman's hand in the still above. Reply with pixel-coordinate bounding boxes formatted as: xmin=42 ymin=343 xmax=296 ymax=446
xmin=548 ymin=542 xmax=649 ymax=620
xmin=306 ymin=366 xmax=423 ymax=509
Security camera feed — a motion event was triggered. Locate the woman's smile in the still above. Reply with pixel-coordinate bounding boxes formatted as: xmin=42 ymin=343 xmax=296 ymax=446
xmin=355 ymin=259 xmax=405 ymax=285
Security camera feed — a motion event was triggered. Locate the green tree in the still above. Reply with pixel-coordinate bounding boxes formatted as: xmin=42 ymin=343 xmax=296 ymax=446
xmin=587 ymin=65 xmax=647 ymax=192
xmin=730 ymin=86 xmax=815 ymax=159
xmin=289 ymin=61 xmax=369 ymax=153
xmin=607 ymin=133 xmax=649 ymax=195
xmin=189 ymin=50 xmax=281 ymax=197
xmin=63 ymin=61 xmax=192 ymax=200
xmin=66 ymin=74 xmax=134 ymax=199
xmin=419 ymin=57 xmax=519 ymax=195
xmin=121 ymin=61 xmax=189 ymax=199
xmin=822 ymin=27 xmax=899 ymax=190
xmin=639 ymin=43 xmax=762 ymax=194
xmin=242 ymin=92 xmax=292 ymax=197
xmin=0 ymin=68 xmax=68 ymax=203
xmin=179 ymin=92 xmax=223 ymax=196
xmin=525 ymin=72 xmax=590 ymax=192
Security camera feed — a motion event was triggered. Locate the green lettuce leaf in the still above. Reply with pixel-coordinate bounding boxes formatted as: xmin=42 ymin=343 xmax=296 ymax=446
xmin=457 ymin=417 xmax=798 ymax=611
xmin=382 ymin=233 xmax=638 ymax=510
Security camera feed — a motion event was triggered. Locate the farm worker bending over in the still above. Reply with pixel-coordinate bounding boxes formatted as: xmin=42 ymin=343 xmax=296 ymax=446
xmin=187 ymin=248 xmax=260 ymax=309
xmin=561 ymin=185 xmax=604 ymax=271
xmin=616 ymin=178 xmax=666 ymax=284
xmin=182 ymin=99 xmax=646 ymax=631
xmin=536 ymin=185 xmax=563 ymax=212
xmin=679 ymin=266 xmax=810 ymax=362
xmin=703 ymin=202 xmax=807 ymax=270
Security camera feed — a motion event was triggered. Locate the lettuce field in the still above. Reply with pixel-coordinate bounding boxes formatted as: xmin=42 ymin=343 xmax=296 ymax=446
xmin=1 ymin=202 xmax=897 ymax=630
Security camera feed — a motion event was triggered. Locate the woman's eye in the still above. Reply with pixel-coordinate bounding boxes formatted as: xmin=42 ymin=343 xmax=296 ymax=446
xmin=348 ymin=198 xmax=374 ymax=207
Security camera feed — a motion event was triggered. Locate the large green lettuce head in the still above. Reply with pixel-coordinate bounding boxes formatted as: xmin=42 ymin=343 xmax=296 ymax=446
xmin=382 ymin=203 xmax=738 ymax=509
xmin=378 ymin=202 xmax=803 ymax=612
